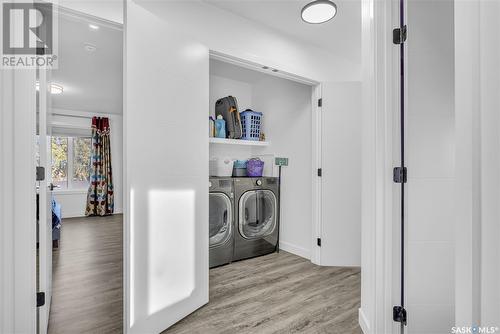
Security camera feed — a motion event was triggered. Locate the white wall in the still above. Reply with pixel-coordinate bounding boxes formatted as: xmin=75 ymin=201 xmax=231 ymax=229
xmin=136 ymin=0 xmax=360 ymax=83
xmin=455 ymin=0 xmax=500 ymax=327
xmin=252 ymin=73 xmax=313 ymax=259
xmin=406 ymin=1 xmax=455 ymax=333
xmin=50 ymin=109 xmax=123 ymax=218
xmin=478 ymin=2 xmax=500 ymax=326
xmin=209 ymin=59 xmax=313 ymax=259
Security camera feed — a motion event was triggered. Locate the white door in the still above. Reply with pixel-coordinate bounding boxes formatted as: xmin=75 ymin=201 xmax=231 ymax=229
xmin=37 ymin=68 xmax=53 ymax=334
xmin=125 ymin=1 xmax=209 ymax=333
xmin=319 ymin=82 xmax=362 ymax=266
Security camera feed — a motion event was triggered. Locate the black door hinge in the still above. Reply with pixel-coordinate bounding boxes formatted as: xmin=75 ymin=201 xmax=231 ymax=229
xmin=317 ymin=238 xmax=321 ymax=247
xmin=37 ymin=292 xmax=45 ymax=307
xmin=36 ymin=167 xmax=45 ymax=181
xmin=318 ymin=98 xmax=322 ymax=107
xmin=393 ymin=306 xmax=407 ymax=325
xmin=317 ymin=168 xmax=322 ymax=177
xmin=393 ymin=25 xmax=408 ymax=44
xmin=393 ymin=167 xmax=407 ymax=183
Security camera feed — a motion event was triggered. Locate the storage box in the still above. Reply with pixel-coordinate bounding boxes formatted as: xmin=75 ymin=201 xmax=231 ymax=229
xmin=232 ymin=160 xmax=248 ymax=177
xmin=209 ymin=158 xmax=234 ymax=177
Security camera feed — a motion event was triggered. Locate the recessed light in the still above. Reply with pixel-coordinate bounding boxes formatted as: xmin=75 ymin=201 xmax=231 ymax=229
xmin=84 ymin=43 xmax=97 ymax=52
xmin=88 ymin=23 xmax=99 ymax=30
xmin=301 ymin=0 xmax=337 ymax=24
xmin=36 ymin=82 xmax=64 ymax=95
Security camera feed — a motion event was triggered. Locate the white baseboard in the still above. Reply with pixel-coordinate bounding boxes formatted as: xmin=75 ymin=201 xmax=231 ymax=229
xmin=62 ymin=208 xmax=123 ymax=219
xmin=279 ymin=241 xmax=310 ymax=260
xmin=359 ymin=308 xmax=370 ymax=334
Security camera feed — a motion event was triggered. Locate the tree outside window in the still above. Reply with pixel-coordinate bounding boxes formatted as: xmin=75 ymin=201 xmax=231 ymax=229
xmin=51 ymin=137 xmax=68 ymax=189
xmin=50 ymin=136 xmax=91 ymax=190
xmin=72 ymin=138 xmax=92 ymax=189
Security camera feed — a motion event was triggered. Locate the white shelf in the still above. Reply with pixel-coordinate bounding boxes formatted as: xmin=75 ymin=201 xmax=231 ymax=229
xmin=209 ymin=137 xmax=269 ymax=147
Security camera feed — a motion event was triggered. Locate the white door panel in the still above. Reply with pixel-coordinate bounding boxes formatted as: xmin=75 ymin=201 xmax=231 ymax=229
xmin=125 ymin=1 xmax=209 ymax=332
xmin=320 ymin=82 xmax=362 ymax=266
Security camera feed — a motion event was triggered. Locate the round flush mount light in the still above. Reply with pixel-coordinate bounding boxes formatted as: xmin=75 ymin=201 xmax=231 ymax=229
xmin=301 ymin=0 xmax=337 ymax=24
xmin=36 ymin=82 xmax=64 ymax=94
xmin=84 ymin=43 xmax=97 ymax=52
xmin=88 ymin=23 xmax=99 ymax=30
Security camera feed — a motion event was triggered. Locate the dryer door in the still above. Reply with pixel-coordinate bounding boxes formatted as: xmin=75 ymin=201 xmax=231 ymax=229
xmin=239 ymin=190 xmax=277 ymax=239
xmin=209 ymin=193 xmax=232 ymax=247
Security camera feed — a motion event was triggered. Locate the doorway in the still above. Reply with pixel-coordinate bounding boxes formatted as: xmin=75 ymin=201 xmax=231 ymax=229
xmin=36 ymin=6 xmax=124 ymax=334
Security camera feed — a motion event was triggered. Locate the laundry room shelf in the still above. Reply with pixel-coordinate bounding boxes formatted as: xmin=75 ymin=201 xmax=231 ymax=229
xmin=209 ymin=138 xmax=269 ymax=147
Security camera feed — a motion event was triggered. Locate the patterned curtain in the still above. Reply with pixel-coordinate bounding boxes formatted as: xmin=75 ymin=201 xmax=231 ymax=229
xmin=85 ymin=117 xmax=114 ymax=216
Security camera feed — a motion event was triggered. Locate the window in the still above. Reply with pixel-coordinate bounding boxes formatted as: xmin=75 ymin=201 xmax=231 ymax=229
xmin=51 ymin=136 xmax=92 ymax=190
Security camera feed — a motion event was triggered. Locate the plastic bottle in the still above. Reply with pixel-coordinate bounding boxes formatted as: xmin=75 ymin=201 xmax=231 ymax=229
xmin=215 ymin=115 xmax=226 ymax=138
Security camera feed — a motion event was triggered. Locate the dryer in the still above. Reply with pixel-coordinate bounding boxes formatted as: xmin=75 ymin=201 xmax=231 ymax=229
xmin=209 ymin=177 xmax=234 ymax=268
xmin=233 ymin=177 xmax=279 ymax=262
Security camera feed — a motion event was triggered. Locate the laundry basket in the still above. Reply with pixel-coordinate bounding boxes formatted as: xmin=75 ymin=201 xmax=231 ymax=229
xmin=240 ymin=109 xmax=262 ymax=141
xmin=247 ymin=158 xmax=264 ymax=177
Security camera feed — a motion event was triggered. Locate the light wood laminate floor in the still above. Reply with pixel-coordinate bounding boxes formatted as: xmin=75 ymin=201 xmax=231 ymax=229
xmin=48 ymin=215 xmax=361 ymax=334
xmin=165 ymin=252 xmax=361 ymax=334
xmin=48 ymin=215 xmax=123 ymax=334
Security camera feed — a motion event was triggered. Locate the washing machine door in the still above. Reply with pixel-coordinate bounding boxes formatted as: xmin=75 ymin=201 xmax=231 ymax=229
xmin=209 ymin=192 xmax=232 ymax=248
xmin=239 ymin=190 xmax=277 ymax=239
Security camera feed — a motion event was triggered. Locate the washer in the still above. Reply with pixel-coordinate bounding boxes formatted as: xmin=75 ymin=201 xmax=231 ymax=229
xmin=233 ymin=177 xmax=279 ymax=262
xmin=209 ymin=177 xmax=234 ymax=268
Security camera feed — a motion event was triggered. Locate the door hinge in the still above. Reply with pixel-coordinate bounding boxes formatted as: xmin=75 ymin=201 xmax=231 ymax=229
xmin=393 ymin=25 xmax=408 ymax=44
xmin=393 ymin=306 xmax=407 ymax=325
xmin=37 ymin=292 xmax=45 ymax=307
xmin=318 ymin=98 xmax=322 ymax=107
xmin=36 ymin=167 xmax=45 ymax=181
xmin=317 ymin=168 xmax=322 ymax=177
xmin=317 ymin=238 xmax=321 ymax=247
xmin=393 ymin=167 xmax=407 ymax=183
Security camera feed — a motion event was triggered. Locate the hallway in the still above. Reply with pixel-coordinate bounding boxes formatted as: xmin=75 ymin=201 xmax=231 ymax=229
xmin=47 ymin=215 xmax=361 ymax=334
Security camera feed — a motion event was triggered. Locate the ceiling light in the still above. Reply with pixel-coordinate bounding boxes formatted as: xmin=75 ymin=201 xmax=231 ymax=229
xmin=36 ymin=82 xmax=64 ymax=95
xmin=84 ymin=43 xmax=97 ymax=52
xmin=301 ymin=0 xmax=337 ymax=24
xmin=88 ymin=23 xmax=99 ymax=30
xmin=50 ymin=84 xmax=64 ymax=94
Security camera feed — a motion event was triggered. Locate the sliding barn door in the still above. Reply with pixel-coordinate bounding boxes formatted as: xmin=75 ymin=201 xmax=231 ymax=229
xmin=125 ymin=1 xmax=209 ymax=333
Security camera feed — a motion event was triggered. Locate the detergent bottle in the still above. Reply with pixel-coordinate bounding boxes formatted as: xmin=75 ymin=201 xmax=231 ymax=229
xmin=215 ymin=115 xmax=226 ymax=138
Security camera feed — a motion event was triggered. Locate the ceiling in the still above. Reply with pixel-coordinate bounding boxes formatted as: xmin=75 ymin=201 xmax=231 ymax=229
xmin=203 ymin=0 xmax=361 ymax=64
xmin=51 ymin=10 xmax=123 ymax=115
xmin=49 ymin=0 xmax=359 ymax=116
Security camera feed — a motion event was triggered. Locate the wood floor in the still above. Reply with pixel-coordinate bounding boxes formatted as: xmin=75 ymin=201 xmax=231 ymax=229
xmin=48 ymin=215 xmax=123 ymax=334
xmin=48 ymin=215 xmax=361 ymax=334
xmin=165 ymin=252 xmax=362 ymax=334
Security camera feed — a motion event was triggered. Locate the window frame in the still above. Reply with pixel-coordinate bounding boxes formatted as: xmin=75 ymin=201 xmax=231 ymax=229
xmin=51 ymin=135 xmax=92 ymax=192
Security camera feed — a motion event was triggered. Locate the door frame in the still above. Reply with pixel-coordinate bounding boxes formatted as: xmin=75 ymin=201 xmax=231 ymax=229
xmin=209 ymin=50 xmax=323 ymax=264
xmin=311 ymin=83 xmax=322 ymax=265
xmin=358 ymin=0 xmax=401 ymax=333
xmin=0 ymin=68 xmax=38 ymax=333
